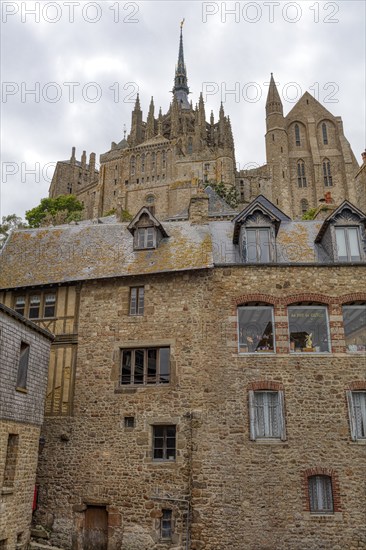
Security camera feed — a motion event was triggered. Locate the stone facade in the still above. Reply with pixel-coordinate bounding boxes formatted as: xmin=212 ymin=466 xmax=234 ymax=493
xmin=0 ymin=195 xmax=365 ymax=549
xmin=48 ymin=30 xmax=364 ymax=222
xmin=0 ymin=305 xmax=53 ymax=550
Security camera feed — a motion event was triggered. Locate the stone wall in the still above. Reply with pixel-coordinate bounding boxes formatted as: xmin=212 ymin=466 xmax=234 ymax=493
xmin=34 ymin=266 xmax=366 ymax=549
xmin=0 ymin=306 xmax=53 ymax=549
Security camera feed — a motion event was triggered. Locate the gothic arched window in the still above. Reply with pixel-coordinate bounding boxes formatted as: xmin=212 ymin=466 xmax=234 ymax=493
xmin=300 ymin=198 xmax=309 ymax=214
xmin=295 ymin=124 xmax=301 ymax=147
xmin=297 ymin=160 xmax=307 ymax=188
xmin=151 ymin=152 xmax=156 ymax=171
xmin=141 ymin=153 xmax=145 ymax=173
xmin=187 ymin=137 xmax=193 ymax=154
xmin=162 ymin=151 xmax=166 ymax=169
xmin=130 ymin=156 xmax=136 ymax=177
xmin=323 ymin=159 xmax=333 ymax=186
xmin=322 ymin=123 xmax=328 ymax=145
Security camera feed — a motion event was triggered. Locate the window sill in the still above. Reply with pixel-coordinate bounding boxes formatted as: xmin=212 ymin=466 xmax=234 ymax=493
xmin=348 ymin=439 xmax=366 ymax=445
xmin=252 ymin=439 xmax=288 ymax=445
xmin=115 ymin=384 xmax=171 ymax=394
xmin=1 ymin=487 xmax=14 ymax=495
xmin=302 ymin=512 xmax=343 ymax=521
xmin=238 ymin=351 xmax=275 ymax=355
xmin=15 ymin=387 xmax=28 ymax=394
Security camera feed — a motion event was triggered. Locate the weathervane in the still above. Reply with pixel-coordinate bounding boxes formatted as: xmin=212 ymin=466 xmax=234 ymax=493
xmin=180 ymin=18 xmax=185 ymax=28
xmin=123 ymin=124 xmax=126 ymax=139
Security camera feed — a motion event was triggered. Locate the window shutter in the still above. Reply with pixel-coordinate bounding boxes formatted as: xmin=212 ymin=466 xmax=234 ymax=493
xmin=17 ymin=344 xmax=30 ymax=388
xmin=278 ymin=390 xmax=287 ymax=441
xmin=249 ymin=391 xmax=256 ymax=440
xmin=347 ymin=391 xmax=357 ymax=441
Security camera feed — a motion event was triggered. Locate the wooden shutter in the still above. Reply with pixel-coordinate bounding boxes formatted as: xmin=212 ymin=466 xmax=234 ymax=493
xmin=347 ymin=391 xmax=357 ymax=441
xmin=248 ymin=390 xmax=256 ymax=440
xmin=278 ymin=390 xmax=287 ymax=441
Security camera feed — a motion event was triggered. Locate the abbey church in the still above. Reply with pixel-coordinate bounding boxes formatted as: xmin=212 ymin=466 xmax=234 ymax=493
xmin=49 ymin=25 xmax=365 ymax=221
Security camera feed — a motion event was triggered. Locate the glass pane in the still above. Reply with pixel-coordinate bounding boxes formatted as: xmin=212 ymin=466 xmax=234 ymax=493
xmin=15 ymin=296 xmax=25 ymax=315
xmin=130 ymin=288 xmax=137 ymax=314
xmin=347 ymin=228 xmax=360 ymax=261
xmin=147 ymin=349 xmax=157 ymax=384
xmin=353 ymin=392 xmax=366 ymax=438
xmin=289 ymin=306 xmax=330 ymax=352
xmin=258 ymin=229 xmax=270 ymax=262
xmin=335 ymin=228 xmax=347 ymax=260
xmin=121 ymin=350 xmax=132 ymax=384
xmin=238 ymin=306 xmax=274 ymax=353
xmin=159 ymin=348 xmax=170 ymax=383
xmin=246 ymin=229 xmax=257 ymax=262
xmin=138 ymin=287 xmax=144 ymax=315
xmin=343 ymin=305 xmax=366 ymax=352
xmin=134 ymin=350 xmax=144 ymax=384
xmin=29 ymin=295 xmax=40 ymax=319
xmin=146 ymin=227 xmax=154 ymax=248
xmin=309 ymin=476 xmax=333 ymax=513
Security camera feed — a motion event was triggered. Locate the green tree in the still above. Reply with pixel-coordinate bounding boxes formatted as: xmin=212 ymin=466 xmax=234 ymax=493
xmin=207 ymin=181 xmax=239 ymax=209
xmin=0 ymin=214 xmax=27 ymax=248
xmin=25 ymin=195 xmax=84 ymax=228
xmin=301 ymin=207 xmax=318 ymax=220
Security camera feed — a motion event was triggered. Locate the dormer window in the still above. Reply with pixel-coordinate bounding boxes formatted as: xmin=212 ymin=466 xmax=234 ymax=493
xmin=335 ymin=227 xmax=361 ymax=262
xmin=135 ymin=227 xmax=156 ymax=249
xmin=128 ymin=207 xmax=169 ymax=252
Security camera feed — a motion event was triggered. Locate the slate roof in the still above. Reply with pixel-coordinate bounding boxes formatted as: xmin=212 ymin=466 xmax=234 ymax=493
xmin=0 ymin=222 xmax=213 ymax=289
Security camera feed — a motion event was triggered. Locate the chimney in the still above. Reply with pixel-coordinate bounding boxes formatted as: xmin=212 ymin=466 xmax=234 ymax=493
xmin=89 ymin=152 xmax=96 ymax=181
xmin=70 ymin=146 xmax=76 ymax=164
xmin=324 ymin=191 xmax=332 ymax=204
xmin=362 ymin=150 xmax=366 ymax=164
xmin=188 ymin=194 xmax=209 ymax=224
xmin=81 ymin=150 xmax=86 ymax=170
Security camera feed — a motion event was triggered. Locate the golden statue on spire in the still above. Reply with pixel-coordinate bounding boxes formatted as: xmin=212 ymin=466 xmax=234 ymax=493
xmin=180 ymin=18 xmax=185 ymax=28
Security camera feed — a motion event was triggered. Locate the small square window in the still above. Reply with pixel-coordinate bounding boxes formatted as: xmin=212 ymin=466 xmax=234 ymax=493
xmin=153 ymin=425 xmax=176 ymax=461
xmin=130 ymin=287 xmax=144 ymax=315
xmin=245 ymin=228 xmax=272 ymax=263
xmin=121 ymin=347 xmax=170 ymax=386
xmin=135 ymin=227 xmax=156 ymax=250
xmin=161 ymin=509 xmax=173 ymax=539
xmin=288 ymin=305 xmax=330 ymax=353
xmin=14 ymin=296 xmax=25 ymax=316
xmin=335 ymin=227 xmax=361 ymax=262
xmin=124 ymin=416 xmax=135 ymax=428
xmin=308 ymin=475 xmax=333 ymax=514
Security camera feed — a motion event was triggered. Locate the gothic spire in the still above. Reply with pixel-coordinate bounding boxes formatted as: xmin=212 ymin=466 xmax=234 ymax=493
xmin=266 ymin=73 xmax=283 ymax=116
xmin=172 ymin=20 xmax=190 ymax=110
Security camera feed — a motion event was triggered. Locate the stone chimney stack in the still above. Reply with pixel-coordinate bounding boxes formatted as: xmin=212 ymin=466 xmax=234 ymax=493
xmin=70 ymin=146 xmax=76 ymax=165
xmin=89 ymin=152 xmax=96 ymax=181
xmin=188 ymin=194 xmax=209 ymax=224
xmin=81 ymin=150 xmax=87 ymax=170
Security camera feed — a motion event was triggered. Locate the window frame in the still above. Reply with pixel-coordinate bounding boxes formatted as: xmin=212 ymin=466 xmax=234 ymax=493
xmin=342 ymin=304 xmax=366 ymax=352
xmin=308 ymin=475 xmax=334 ymax=514
xmin=245 ymin=227 xmax=273 ymax=263
xmin=334 ymin=226 xmax=361 ymax=262
xmin=13 ymin=291 xmax=57 ymax=320
xmin=16 ymin=341 xmax=30 ymax=390
xmin=152 ymin=425 xmax=176 ymax=462
xmin=295 ymin=124 xmax=301 ymax=146
xmin=134 ymin=227 xmax=156 ymax=250
xmin=347 ymin=390 xmax=366 ymax=441
xmin=288 ymin=304 xmax=331 ymax=354
xmin=322 ymin=122 xmax=328 ymax=145
xmin=129 ymin=286 xmax=145 ymax=316
xmin=249 ymin=390 xmax=286 ymax=441
xmin=160 ymin=509 xmax=173 ymax=540
xmin=323 ymin=159 xmax=333 ymax=187
xmin=120 ymin=347 xmax=170 ymax=386
xmin=297 ymin=161 xmax=307 ymax=188
xmin=238 ymin=305 xmax=276 ymax=354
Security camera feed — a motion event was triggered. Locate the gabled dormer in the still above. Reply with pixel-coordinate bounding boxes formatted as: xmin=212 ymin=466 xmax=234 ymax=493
xmin=127 ymin=207 xmax=169 ymax=250
xmin=232 ymin=196 xmax=291 ymax=263
xmin=315 ymin=201 xmax=366 ymax=262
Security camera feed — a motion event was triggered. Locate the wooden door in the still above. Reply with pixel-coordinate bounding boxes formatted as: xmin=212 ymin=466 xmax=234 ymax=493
xmin=84 ymin=506 xmax=108 ymax=550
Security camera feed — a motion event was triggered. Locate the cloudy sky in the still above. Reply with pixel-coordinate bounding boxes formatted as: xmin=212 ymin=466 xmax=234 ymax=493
xmin=1 ymin=0 xmax=365 ymax=219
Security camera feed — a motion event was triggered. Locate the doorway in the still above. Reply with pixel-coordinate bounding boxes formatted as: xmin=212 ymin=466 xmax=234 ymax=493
xmin=83 ymin=505 xmax=108 ymax=550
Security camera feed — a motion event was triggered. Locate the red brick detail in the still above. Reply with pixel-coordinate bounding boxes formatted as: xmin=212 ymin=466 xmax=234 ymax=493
xmin=348 ymin=381 xmax=366 ymax=391
xmin=302 ymin=468 xmax=342 ymax=512
xmin=283 ymin=294 xmax=330 ymax=306
xmin=248 ymin=380 xmax=284 ymax=391
xmin=335 ymin=293 xmax=366 ymax=305
xmin=234 ymin=294 xmax=279 ymax=307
